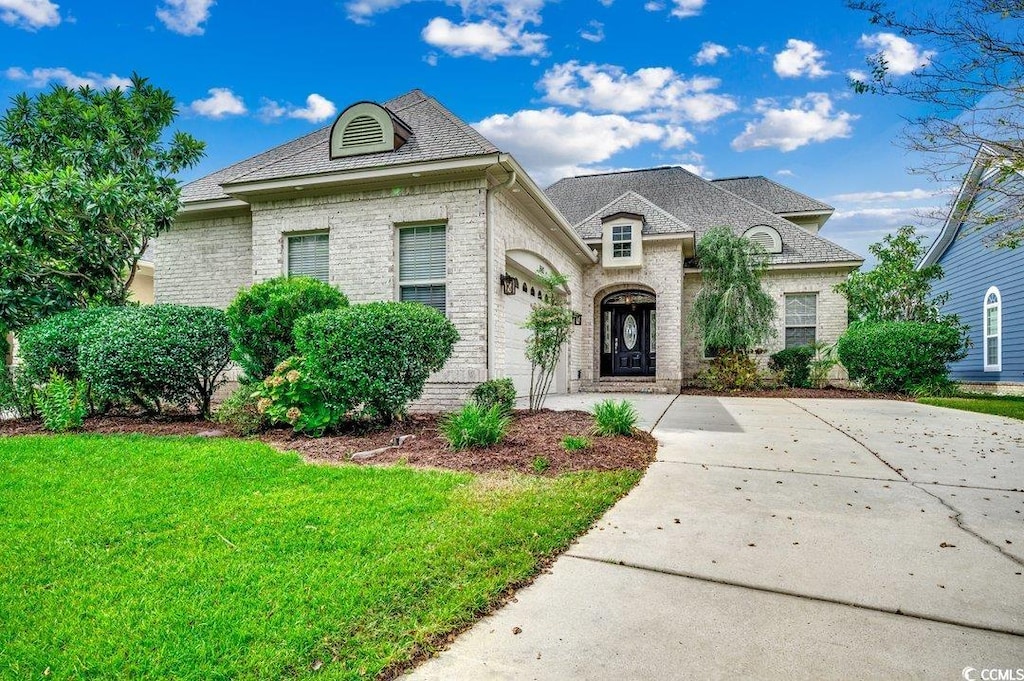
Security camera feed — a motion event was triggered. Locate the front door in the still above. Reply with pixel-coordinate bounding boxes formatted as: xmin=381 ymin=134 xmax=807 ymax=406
xmin=601 ymin=292 xmax=656 ymax=377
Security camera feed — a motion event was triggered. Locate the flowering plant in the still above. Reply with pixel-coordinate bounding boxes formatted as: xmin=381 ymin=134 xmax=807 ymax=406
xmin=251 ymin=356 xmax=341 ymax=436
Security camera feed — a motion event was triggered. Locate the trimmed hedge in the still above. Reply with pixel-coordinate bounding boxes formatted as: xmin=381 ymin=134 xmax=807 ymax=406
xmin=226 ymin=277 xmax=349 ymax=381
xmin=471 ymin=377 xmax=517 ymax=414
xmin=769 ymin=346 xmax=814 ymax=388
xmin=836 ymin=321 xmax=967 ymax=393
xmin=80 ymin=305 xmax=232 ymax=416
xmin=17 ymin=308 xmax=118 ymax=384
xmin=295 ymin=302 xmax=459 ymax=423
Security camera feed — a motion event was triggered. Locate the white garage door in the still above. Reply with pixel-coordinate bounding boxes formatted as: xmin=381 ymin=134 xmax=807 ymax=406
xmin=504 ymin=269 xmax=567 ymax=399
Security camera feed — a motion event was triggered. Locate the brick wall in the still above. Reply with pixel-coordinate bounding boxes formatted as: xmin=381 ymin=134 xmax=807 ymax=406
xmin=154 ymin=213 xmax=253 ymax=309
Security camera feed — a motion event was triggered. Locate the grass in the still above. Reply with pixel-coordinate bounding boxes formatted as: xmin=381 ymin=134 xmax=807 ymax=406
xmin=918 ymin=394 xmax=1024 ymax=421
xmin=0 ymin=435 xmax=639 ymax=679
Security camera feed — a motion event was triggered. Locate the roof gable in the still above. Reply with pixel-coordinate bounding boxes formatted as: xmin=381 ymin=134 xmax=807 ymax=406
xmin=573 ymin=190 xmax=692 ymax=239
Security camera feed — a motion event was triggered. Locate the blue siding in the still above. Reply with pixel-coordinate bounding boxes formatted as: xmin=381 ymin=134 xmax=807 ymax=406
xmin=936 ymin=174 xmax=1024 ymax=383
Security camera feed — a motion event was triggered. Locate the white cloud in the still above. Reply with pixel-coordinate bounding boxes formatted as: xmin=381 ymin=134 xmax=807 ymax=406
xmin=773 ymin=38 xmax=830 ymax=78
xmin=259 ymin=93 xmax=337 ymax=123
xmin=662 ymin=125 xmax=695 ymax=149
xmin=858 ymin=32 xmax=935 ymax=76
xmin=187 ymin=88 xmax=246 ymax=119
xmin=473 ymin=108 xmax=664 ymax=184
xmin=643 ymin=1 xmax=663 ymax=10
xmin=731 ymin=93 xmax=856 ymax=152
xmin=775 ymin=169 xmax=794 ymax=177
xmin=670 ymin=0 xmax=704 ymax=17
xmin=5 ymin=66 xmax=132 ymax=89
xmin=846 ymin=69 xmax=868 ymax=82
xmin=422 ymin=16 xmax=546 ymax=58
xmin=579 ymin=19 xmax=603 ymax=43
xmin=675 ymin=151 xmax=710 ymax=177
xmin=830 ymin=188 xmax=941 ymax=203
xmin=692 ymin=41 xmax=729 ymax=66
xmin=539 ymin=61 xmax=737 ymax=123
xmin=597 ymin=0 xmax=613 ymax=5
xmin=156 ymin=0 xmax=214 ymax=36
xmin=0 ymin=0 xmax=60 ymax=29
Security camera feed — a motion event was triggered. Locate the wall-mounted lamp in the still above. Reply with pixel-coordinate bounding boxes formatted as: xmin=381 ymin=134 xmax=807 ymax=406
xmin=573 ymin=312 xmax=583 ymax=326
xmin=499 ymin=273 xmax=519 ymax=295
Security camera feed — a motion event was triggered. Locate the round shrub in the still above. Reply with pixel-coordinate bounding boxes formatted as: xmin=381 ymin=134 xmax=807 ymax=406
xmin=769 ymin=346 xmax=815 ymax=388
xmin=471 ymin=377 xmax=517 ymax=414
xmin=226 ymin=276 xmax=349 ymax=381
xmin=79 ymin=305 xmax=233 ymax=416
xmin=295 ymin=302 xmax=459 ymax=423
xmin=17 ymin=307 xmax=118 ymax=384
xmin=836 ymin=321 xmax=968 ymax=393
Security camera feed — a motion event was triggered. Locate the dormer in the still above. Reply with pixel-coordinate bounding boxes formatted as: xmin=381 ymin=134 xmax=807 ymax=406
xmin=329 ymin=101 xmax=412 ymax=159
xmin=601 ymin=212 xmax=643 ymax=268
xmin=743 ymin=224 xmax=783 ymax=254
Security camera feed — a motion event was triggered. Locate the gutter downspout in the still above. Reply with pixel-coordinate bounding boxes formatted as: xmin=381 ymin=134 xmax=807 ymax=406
xmin=485 ymin=168 xmax=516 ymax=381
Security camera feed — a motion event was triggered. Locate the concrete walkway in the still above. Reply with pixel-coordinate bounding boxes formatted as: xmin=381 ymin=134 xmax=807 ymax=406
xmin=412 ymin=396 xmax=1024 ymax=680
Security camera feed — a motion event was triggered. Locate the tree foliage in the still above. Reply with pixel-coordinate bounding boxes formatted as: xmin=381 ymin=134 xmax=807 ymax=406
xmin=834 ymin=225 xmax=952 ymax=324
xmin=847 ymin=0 xmax=1023 ymax=246
xmin=690 ymin=226 xmax=776 ymax=354
xmin=524 ymin=269 xmax=574 ymax=412
xmin=0 ymin=75 xmax=205 ymax=330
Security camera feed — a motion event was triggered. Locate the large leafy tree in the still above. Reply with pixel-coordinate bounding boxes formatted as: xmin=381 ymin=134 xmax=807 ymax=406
xmin=0 ymin=75 xmax=204 ymax=331
xmin=690 ymin=226 xmax=776 ymax=354
xmin=835 ymin=225 xmax=950 ymax=324
xmin=847 ymin=1 xmax=1023 ymax=246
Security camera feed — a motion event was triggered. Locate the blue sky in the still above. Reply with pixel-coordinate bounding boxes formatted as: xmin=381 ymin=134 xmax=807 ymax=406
xmin=1 ymin=0 xmax=955 ymax=261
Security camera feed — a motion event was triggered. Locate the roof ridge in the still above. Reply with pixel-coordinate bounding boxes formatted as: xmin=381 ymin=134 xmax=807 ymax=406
xmin=222 ymin=125 xmax=333 ymax=186
xmin=714 ymin=175 xmax=834 ymax=212
xmin=573 ymin=190 xmax=691 ymax=231
xmin=416 ymin=92 xmax=498 ymax=153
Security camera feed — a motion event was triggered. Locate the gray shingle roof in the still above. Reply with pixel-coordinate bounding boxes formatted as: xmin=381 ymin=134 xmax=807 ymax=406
xmin=181 ymin=89 xmax=499 ymax=203
xmin=711 ymin=176 xmax=833 ymax=214
xmin=574 ymin=191 xmax=692 ymax=239
xmin=545 ymin=167 xmax=860 ymax=265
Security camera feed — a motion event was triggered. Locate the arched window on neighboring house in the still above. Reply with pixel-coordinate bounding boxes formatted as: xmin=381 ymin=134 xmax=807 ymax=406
xmin=984 ymin=286 xmax=1001 ymax=372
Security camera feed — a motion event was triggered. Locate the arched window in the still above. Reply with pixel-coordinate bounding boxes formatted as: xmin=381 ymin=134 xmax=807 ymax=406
xmin=742 ymin=225 xmax=783 ymax=254
xmin=984 ymin=286 xmax=1001 ymax=372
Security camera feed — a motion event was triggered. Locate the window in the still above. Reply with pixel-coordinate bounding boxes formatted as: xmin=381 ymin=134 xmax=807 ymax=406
xmin=399 ymin=225 xmax=446 ymax=314
xmin=785 ymin=293 xmax=817 ymax=348
xmin=984 ymin=286 xmax=1001 ymax=371
xmin=612 ymin=225 xmax=632 ymax=258
xmin=742 ymin=225 xmax=783 ymax=254
xmin=287 ymin=233 xmax=329 ymax=283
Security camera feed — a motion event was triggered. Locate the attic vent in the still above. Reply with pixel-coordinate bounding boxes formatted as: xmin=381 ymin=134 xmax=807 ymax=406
xmin=743 ymin=225 xmax=783 ymax=254
xmin=342 ymin=115 xmax=385 ymax=148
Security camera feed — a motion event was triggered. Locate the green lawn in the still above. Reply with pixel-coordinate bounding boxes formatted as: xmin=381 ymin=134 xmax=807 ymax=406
xmin=918 ymin=394 xmax=1024 ymax=421
xmin=0 ymin=435 xmax=639 ymax=679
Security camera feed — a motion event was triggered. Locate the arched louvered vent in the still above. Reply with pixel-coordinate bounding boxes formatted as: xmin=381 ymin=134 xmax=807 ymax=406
xmin=342 ymin=115 xmax=385 ymax=149
xmin=742 ymin=225 xmax=783 ymax=254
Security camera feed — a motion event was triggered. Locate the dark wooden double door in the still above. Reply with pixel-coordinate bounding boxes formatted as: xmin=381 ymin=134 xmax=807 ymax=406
xmin=601 ymin=303 xmax=656 ymax=377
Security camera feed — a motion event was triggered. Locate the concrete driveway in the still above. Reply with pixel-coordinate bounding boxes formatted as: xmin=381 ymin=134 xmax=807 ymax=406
xmin=412 ymin=396 xmax=1024 ymax=680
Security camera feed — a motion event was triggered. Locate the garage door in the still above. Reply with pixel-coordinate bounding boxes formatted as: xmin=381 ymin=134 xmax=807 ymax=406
xmin=504 ymin=268 xmax=567 ymax=399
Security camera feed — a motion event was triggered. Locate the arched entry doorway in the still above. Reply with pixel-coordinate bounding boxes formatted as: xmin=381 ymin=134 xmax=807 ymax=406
xmin=600 ymin=290 xmax=656 ymax=377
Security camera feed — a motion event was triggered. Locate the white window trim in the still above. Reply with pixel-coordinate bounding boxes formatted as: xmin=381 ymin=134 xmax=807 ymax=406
xmin=395 ymin=223 xmax=448 ymax=313
xmin=611 ymin=224 xmax=633 ymax=259
xmin=284 ymin=230 xmax=330 ymax=280
xmin=784 ymin=292 xmax=818 ymax=349
xmin=984 ymin=285 xmax=1002 ymax=372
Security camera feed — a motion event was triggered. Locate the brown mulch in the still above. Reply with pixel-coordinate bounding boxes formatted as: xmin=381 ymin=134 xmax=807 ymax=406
xmin=679 ymin=386 xmax=913 ymax=400
xmin=262 ymin=409 xmax=657 ymax=476
xmin=0 ymin=414 xmax=220 ymax=437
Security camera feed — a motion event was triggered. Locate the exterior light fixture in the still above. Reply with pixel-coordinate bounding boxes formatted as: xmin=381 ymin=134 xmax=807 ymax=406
xmin=573 ymin=312 xmax=582 ymax=326
xmin=500 ymin=273 xmax=519 ymax=295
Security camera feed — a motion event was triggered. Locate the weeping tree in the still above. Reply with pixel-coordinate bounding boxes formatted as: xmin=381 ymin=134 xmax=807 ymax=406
xmin=524 ymin=269 xmax=574 ymax=411
xmin=690 ymin=226 xmax=776 ymax=388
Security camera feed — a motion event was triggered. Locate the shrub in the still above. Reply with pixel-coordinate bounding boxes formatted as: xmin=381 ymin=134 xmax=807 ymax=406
xmin=35 ymin=371 xmax=87 ymax=432
xmin=214 ymin=384 xmax=269 ymax=436
xmin=295 ymin=302 xmax=459 ymax=423
xmin=769 ymin=346 xmax=815 ymax=388
xmin=471 ymin=378 xmax=517 ymax=414
xmin=808 ymin=342 xmax=839 ymax=389
xmin=561 ymin=435 xmax=591 ymax=451
xmin=440 ymin=403 xmax=511 ymax=449
xmin=532 ymin=456 xmax=551 ymax=474
xmin=79 ymin=305 xmax=233 ymax=416
xmin=17 ymin=307 xmax=118 ymax=384
xmin=908 ymin=376 xmax=962 ymax=398
xmin=0 ymin=364 xmax=36 ymax=418
xmin=251 ymin=356 xmax=341 ymax=436
xmin=699 ymin=351 xmax=765 ymax=391
xmin=226 ymin=277 xmax=349 ymax=381
xmin=592 ymin=399 xmax=639 ymax=436
xmin=836 ymin=320 xmax=968 ymax=393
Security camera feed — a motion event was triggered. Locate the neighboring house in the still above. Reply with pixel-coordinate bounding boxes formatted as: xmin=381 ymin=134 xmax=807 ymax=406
xmin=155 ymin=89 xmax=863 ymax=407
xmin=920 ymin=143 xmax=1024 ymax=393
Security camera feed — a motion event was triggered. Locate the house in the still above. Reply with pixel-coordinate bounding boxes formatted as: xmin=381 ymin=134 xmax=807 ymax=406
xmin=156 ymin=89 xmax=863 ymax=407
xmin=920 ymin=143 xmax=1024 ymax=393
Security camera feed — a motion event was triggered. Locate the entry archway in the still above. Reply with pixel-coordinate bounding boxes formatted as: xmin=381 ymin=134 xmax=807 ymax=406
xmin=599 ymin=290 xmax=656 ymax=377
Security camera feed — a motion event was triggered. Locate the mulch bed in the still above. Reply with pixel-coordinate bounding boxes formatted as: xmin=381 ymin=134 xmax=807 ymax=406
xmin=265 ymin=409 xmax=658 ymax=476
xmin=0 ymin=409 xmax=658 ymax=476
xmin=679 ymin=386 xmax=912 ymax=400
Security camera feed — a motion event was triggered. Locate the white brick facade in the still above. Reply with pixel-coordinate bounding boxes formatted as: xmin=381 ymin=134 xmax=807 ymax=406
xmin=154 ymin=214 xmax=253 ymax=309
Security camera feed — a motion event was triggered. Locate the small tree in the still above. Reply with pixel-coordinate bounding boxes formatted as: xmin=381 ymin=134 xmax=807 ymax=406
xmin=690 ymin=226 xmax=776 ymax=355
xmin=835 ymin=225 xmax=950 ymax=324
xmin=525 ymin=269 xmax=574 ymax=411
